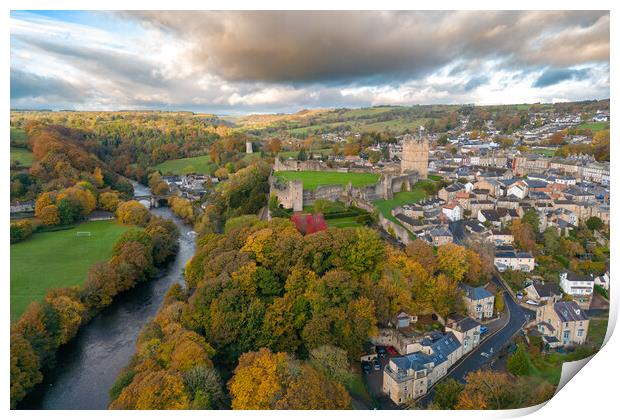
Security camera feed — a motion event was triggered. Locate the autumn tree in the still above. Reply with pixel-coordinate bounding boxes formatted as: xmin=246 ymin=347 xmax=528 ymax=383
xmin=10 ymin=331 xmax=43 ymax=408
xmin=511 ymin=219 xmax=537 ymax=254
xmin=116 ymin=200 xmax=151 ymax=226
xmin=98 ymin=191 xmax=120 ymax=212
xmin=437 ymin=243 xmax=468 ymax=282
xmin=109 ymin=371 xmax=189 ymax=409
xmin=39 ymin=205 xmax=60 ymax=226
xmin=405 ymin=239 xmax=437 ymax=273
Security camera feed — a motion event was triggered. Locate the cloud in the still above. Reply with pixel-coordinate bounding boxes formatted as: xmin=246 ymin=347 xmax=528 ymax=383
xmin=533 ymin=68 xmax=591 ymax=88
xmin=124 ymin=11 xmax=609 ymax=84
xmin=9 ymin=10 xmax=610 ymax=112
xmin=10 ymin=68 xmax=86 ymax=102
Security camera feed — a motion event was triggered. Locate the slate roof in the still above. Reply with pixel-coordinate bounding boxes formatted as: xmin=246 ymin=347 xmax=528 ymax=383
xmin=460 ymin=283 xmax=494 ymax=301
xmin=390 ymin=352 xmax=433 ymax=372
xmin=532 ymin=281 xmax=561 ymax=298
xmin=554 ymin=301 xmax=588 ymax=322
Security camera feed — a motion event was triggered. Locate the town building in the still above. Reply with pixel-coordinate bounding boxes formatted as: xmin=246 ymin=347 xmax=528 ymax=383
xmin=559 ymin=271 xmax=594 ymax=309
xmin=536 ymin=300 xmax=589 ymax=347
xmin=460 ymin=284 xmax=495 ymax=320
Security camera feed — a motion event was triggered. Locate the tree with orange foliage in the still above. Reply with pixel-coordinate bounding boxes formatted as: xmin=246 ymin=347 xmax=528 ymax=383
xmin=109 ymin=370 xmax=189 ymax=409
xmin=98 ymin=191 xmax=120 ymax=212
xmin=437 ymin=243 xmax=468 ymax=282
xmin=34 ymin=192 xmax=56 ymax=217
xmin=39 ymin=205 xmax=60 ymax=226
xmin=510 ymin=219 xmax=537 ymax=254
xmin=116 ymin=200 xmax=151 ymax=226
xmin=405 ymin=239 xmax=437 ymax=273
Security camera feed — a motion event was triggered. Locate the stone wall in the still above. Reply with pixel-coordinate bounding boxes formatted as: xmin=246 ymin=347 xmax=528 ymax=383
xmin=378 ymin=214 xmax=412 ymax=245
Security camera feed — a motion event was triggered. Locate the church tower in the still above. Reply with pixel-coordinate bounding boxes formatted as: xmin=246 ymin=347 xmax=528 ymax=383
xmin=401 ymin=126 xmax=429 ymax=178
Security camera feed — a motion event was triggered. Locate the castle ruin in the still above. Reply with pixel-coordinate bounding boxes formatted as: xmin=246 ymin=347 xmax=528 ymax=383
xmin=401 ymin=128 xmax=429 ymax=178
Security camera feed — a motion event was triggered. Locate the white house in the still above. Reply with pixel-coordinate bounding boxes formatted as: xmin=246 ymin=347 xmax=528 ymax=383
xmin=494 ymin=247 xmax=535 ymax=272
xmin=442 ymin=202 xmax=463 ymax=222
xmin=559 ymin=271 xmax=594 ymax=309
xmin=594 ymin=271 xmax=610 ymax=292
xmin=507 ymin=181 xmax=528 ymax=199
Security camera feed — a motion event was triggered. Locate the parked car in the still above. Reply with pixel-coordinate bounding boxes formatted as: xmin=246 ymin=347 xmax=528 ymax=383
xmin=387 ymin=346 xmax=398 ymax=356
xmin=480 ymin=352 xmax=490 ymax=358
xmin=362 ymin=362 xmax=371 ymax=374
xmin=377 ymin=347 xmax=386 ymax=357
xmin=480 ymin=326 xmax=489 ymax=334
xmin=516 ymin=292 xmax=524 ymax=300
xmin=373 ymin=360 xmax=381 ymax=370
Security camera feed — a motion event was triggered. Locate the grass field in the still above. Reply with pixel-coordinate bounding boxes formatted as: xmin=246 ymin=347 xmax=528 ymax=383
xmin=10 ymin=126 xmax=28 ymax=145
xmin=373 ymin=183 xmax=430 ymax=224
xmin=530 ymin=148 xmax=556 ymax=157
xmin=10 ymin=220 xmax=131 ymax=321
xmin=153 ymin=155 xmax=216 ymax=175
xmin=10 ymin=146 xmax=35 ymax=167
xmin=326 ymin=216 xmax=362 ymax=228
xmin=578 ymin=122 xmax=609 ymax=133
xmin=275 ymin=170 xmax=379 ymax=190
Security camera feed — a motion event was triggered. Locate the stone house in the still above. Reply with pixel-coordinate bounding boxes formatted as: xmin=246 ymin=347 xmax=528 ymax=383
xmin=460 ymin=284 xmax=495 ymax=320
xmin=536 ymin=300 xmax=589 ymax=347
xmin=524 ymin=281 xmax=562 ymax=305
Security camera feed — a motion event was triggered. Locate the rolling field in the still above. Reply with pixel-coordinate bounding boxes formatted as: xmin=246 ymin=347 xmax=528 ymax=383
xmin=10 ymin=220 xmax=131 ymax=320
xmin=275 ymin=170 xmax=379 ymax=190
xmin=10 ymin=126 xmax=28 ymax=145
xmin=153 ymin=155 xmax=216 ymax=175
xmin=326 ymin=216 xmax=362 ymax=228
xmin=578 ymin=121 xmax=609 ymax=133
xmin=10 ymin=147 xmax=35 ymax=167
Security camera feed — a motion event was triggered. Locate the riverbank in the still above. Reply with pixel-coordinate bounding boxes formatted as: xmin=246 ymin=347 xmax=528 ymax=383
xmin=13 ymin=186 xmax=190 ymax=409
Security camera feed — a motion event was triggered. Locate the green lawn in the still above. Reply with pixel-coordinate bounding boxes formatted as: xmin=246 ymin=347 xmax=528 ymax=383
xmin=10 ymin=220 xmax=132 ymax=321
xmin=153 ymin=155 xmax=217 ymax=175
xmin=10 ymin=127 xmax=28 ymax=146
xmin=274 ymin=170 xmax=379 ymax=190
xmin=326 ymin=216 xmax=362 ymax=228
xmin=373 ymin=185 xmax=429 ymax=224
xmin=10 ymin=146 xmax=34 ymax=167
xmin=530 ymin=148 xmax=556 ymax=157
xmin=578 ymin=122 xmax=609 ymax=133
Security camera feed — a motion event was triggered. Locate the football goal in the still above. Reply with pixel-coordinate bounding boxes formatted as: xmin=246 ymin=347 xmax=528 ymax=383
xmin=76 ymin=231 xmax=92 ymax=237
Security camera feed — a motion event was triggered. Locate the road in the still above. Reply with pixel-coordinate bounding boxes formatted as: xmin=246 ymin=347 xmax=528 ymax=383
xmin=418 ymin=275 xmax=534 ymax=405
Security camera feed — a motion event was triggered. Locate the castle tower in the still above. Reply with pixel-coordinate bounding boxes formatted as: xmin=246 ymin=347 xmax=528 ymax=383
xmin=246 ymin=141 xmax=253 ymax=154
xmin=401 ymin=127 xmax=429 ymax=178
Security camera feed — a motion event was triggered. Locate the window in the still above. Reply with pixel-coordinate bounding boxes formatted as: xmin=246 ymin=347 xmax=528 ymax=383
xmin=577 ymin=329 xmax=584 ymax=337
xmin=563 ymin=331 xmax=570 ymax=340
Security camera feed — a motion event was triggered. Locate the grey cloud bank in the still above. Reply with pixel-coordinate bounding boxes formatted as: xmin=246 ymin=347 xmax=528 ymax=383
xmin=10 ymin=10 xmax=610 ymax=112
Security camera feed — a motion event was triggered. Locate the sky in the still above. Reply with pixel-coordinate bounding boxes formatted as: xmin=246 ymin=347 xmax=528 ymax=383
xmin=10 ymin=10 xmax=610 ymax=114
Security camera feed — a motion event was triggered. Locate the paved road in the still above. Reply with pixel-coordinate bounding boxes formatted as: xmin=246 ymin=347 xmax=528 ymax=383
xmin=418 ymin=275 xmax=535 ymax=405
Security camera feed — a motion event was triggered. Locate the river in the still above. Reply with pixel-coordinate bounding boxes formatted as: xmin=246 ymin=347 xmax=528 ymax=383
xmin=20 ymin=183 xmax=195 ymax=409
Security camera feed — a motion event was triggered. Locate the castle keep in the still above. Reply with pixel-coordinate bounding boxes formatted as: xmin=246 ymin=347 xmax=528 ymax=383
xmin=401 ymin=132 xmax=429 ymax=178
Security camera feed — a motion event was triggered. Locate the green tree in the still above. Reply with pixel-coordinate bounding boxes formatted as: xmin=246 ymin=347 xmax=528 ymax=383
xmin=586 ymin=216 xmax=604 ymax=231
xmin=507 ymin=345 xmax=530 ymax=376
xmin=433 ymin=378 xmax=464 ymax=409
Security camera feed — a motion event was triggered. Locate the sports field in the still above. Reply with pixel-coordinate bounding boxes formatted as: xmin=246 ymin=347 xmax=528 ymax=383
xmin=153 ymin=155 xmax=216 ymax=175
xmin=10 ymin=147 xmax=35 ymax=167
xmin=274 ymin=170 xmax=379 ymax=190
xmin=10 ymin=220 xmax=131 ymax=320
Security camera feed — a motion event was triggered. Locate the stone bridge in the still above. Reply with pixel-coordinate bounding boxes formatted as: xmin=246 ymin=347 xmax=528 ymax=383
xmin=134 ymin=194 xmax=170 ymax=208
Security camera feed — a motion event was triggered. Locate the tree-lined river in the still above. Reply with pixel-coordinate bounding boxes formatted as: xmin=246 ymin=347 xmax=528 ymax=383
xmin=20 ymin=183 xmax=195 ymax=409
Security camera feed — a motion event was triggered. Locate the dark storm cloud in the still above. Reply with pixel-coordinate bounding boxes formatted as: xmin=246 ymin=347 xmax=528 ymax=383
xmin=124 ymin=10 xmax=609 ymax=84
xmin=11 ymin=68 xmax=85 ymax=102
xmin=533 ymin=68 xmax=592 ymax=88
